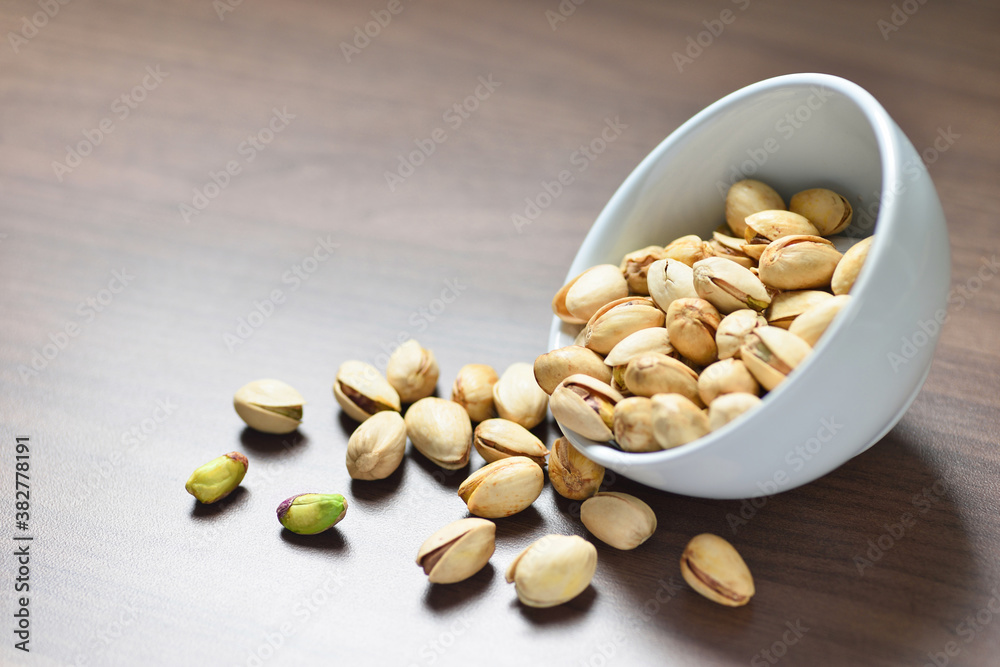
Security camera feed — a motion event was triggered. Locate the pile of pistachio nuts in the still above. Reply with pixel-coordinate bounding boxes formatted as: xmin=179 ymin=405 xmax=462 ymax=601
xmin=543 ymin=179 xmax=873 ymax=453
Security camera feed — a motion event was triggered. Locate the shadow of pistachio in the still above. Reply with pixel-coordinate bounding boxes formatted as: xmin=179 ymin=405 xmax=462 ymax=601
xmin=409 ymin=445 xmax=469 ymax=488
xmin=492 ymin=505 xmax=546 ymax=538
xmin=422 ymin=563 xmax=496 ymax=612
xmin=349 ymin=462 xmax=407 ymax=503
xmin=279 ymin=527 xmax=349 ymax=552
xmin=239 ymin=428 xmax=307 ymax=458
xmin=513 ymin=585 xmax=598 ymax=624
xmin=336 ymin=410 xmax=361 ymax=438
xmin=190 ymin=486 xmax=249 ymax=518
xmin=529 ymin=418 xmax=554 ymax=448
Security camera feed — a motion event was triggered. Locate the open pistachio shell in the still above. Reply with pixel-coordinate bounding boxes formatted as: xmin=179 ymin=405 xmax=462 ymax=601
xmin=740 ymin=326 xmax=812 ymax=391
xmin=548 ymin=437 xmax=605 ymax=500
xmin=458 ymin=457 xmax=544 ymax=518
xmin=757 ymin=235 xmax=843 ymax=291
xmin=725 ymin=179 xmax=786 ymax=238
xmin=584 ymin=296 xmax=664 ymax=355
xmin=534 ymin=346 xmax=611 ymax=395
xmin=788 ymin=294 xmax=851 ymax=346
xmin=680 ymin=533 xmax=755 ymax=607
xmin=716 ymin=309 xmax=768 ymax=360
xmin=604 ymin=327 xmax=675 ymax=368
xmin=553 ymin=264 xmax=630 ymax=324
xmin=234 ymin=379 xmax=304 ymax=434
xmin=622 ymin=353 xmax=702 ymax=406
xmin=647 ymin=258 xmax=699 ymax=312
xmin=789 ymin=188 xmax=853 ymax=236
xmin=473 ymin=418 xmax=548 ymax=467
xmin=417 ymin=518 xmax=496 ymax=584
xmin=334 ymin=360 xmax=402 ymax=423
xmin=765 ymin=290 xmax=834 ymax=329
xmin=620 ymin=245 xmax=667 ymax=295
xmin=549 ymin=374 xmax=623 ymax=442
xmin=692 ymin=257 xmax=771 ymax=314
xmin=663 ymin=234 xmax=711 ymax=267
xmin=705 ymin=237 xmax=756 ymax=269
xmin=697 ymin=359 xmax=760 ymax=405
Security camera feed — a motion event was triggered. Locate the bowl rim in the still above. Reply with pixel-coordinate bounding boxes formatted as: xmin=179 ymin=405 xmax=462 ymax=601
xmin=550 ymin=72 xmax=905 ymax=465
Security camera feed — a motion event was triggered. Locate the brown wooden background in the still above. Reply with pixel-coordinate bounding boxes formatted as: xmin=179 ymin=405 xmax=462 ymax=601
xmin=1 ymin=0 xmax=998 ymax=665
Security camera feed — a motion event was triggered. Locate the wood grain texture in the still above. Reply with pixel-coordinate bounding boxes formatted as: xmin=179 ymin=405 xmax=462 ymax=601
xmin=1 ymin=0 xmax=998 ymax=665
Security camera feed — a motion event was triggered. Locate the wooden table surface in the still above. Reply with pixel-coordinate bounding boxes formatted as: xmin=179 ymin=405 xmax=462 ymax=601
xmin=2 ymin=0 xmax=999 ymax=665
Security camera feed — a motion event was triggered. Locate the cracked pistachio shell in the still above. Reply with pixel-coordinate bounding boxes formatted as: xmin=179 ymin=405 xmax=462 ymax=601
xmin=832 ymin=236 xmax=873 ymax=295
xmin=680 ymin=533 xmax=755 ymax=607
xmin=692 ymin=257 xmax=771 ymax=314
xmin=698 ymin=359 xmax=760 ymax=406
xmin=549 ymin=374 xmax=622 ymax=442
xmin=581 ymin=492 xmax=657 ymax=550
xmin=741 ymin=210 xmax=819 ymax=262
xmin=765 ymin=290 xmax=834 ymax=329
xmin=505 ymin=534 xmax=597 ymax=608
xmin=663 ymin=234 xmax=711 ymax=267
xmin=620 ymin=245 xmax=667 ymax=295
xmin=277 ymin=493 xmax=347 ymax=535
xmin=405 ymin=397 xmax=472 ymax=469
xmin=185 ymin=452 xmax=248 ymax=504
xmin=346 ymin=410 xmax=407 ymax=480
xmin=716 ymin=309 xmax=768 ymax=360
xmin=705 ymin=236 xmax=756 ymax=270
xmin=665 ymin=298 xmax=722 ymax=367
xmin=584 ymin=296 xmax=664 ymax=355
xmin=741 ymin=326 xmax=812 ymax=391
xmin=789 ymin=294 xmax=851 ymax=346
xmin=553 ymin=264 xmax=629 ymax=324
xmin=416 ymin=518 xmax=495 ymax=584
xmin=493 ymin=362 xmax=548 ymax=429
xmin=451 ymin=363 xmax=498 ymax=422
xmin=334 ymin=361 xmax=402 ymax=423
xmin=725 ymin=179 xmax=786 ymax=238
xmin=605 ymin=327 xmax=675 ymax=368
xmin=234 ymin=379 xmax=304 ymax=434
xmin=458 ymin=456 xmax=544 ymax=518
xmin=708 ymin=393 xmax=762 ymax=431
xmin=474 ymin=418 xmax=548 ymax=467
xmin=534 ymin=346 xmax=611 ymax=395
xmin=548 ymin=437 xmax=604 ymax=500
xmin=647 ymin=258 xmax=698 ymax=312
xmin=613 ymin=396 xmax=657 ymax=453
xmin=758 ymin=235 xmax=843 ymax=290
xmin=651 ymin=394 xmax=710 ymax=450
xmin=386 ymin=339 xmax=439 ymax=403
xmin=622 ymin=353 xmax=702 ymax=405
xmin=789 ymin=188 xmax=853 ymax=236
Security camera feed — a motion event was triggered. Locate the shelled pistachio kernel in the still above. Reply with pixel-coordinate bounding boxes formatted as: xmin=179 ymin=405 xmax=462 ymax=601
xmin=680 ymin=533 xmax=755 ymax=607
xmin=386 ymin=339 xmax=439 ymax=403
xmin=185 ymin=451 xmax=248 ymax=504
xmin=233 ymin=379 xmax=304 ymax=434
xmin=276 ymin=493 xmax=347 ymax=535
xmin=506 ymin=534 xmax=597 ymax=608
xmin=548 ymin=437 xmax=604 ymax=500
xmin=581 ymin=491 xmax=657 ymax=550
xmin=346 ymin=410 xmax=407 ymax=480
xmin=334 ymin=360 xmax=401 ymax=423
xmin=416 ymin=518 xmax=495 ymax=584
xmin=458 ymin=456 xmax=544 ymax=518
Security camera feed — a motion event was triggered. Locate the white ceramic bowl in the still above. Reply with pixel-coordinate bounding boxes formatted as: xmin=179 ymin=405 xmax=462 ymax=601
xmin=548 ymin=73 xmax=950 ymax=499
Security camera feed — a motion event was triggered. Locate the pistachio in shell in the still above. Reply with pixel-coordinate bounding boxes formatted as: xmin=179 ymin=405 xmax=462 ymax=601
xmin=404 ymin=397 xmax=473 ymax=469
xmin=346 ymin=410 xmax=407 ymax=480
xmin=789 ymin=187 xmax=853 ymax=236
xmin=697 ymin=358 xmax=760 ymax=406
xmin=334 ymin=360 xmax=402 ymax=423
xmin=534 ymin=346 xmax=612 ymax=395
xmin=416 ymin=518 xmax=496 ymax=584
xmin=831 ymin=236 xmax=873 ymax=295
xmin=765 ymin=290 xmax=834 ymax=329
xmin=708 ymin=392 xmax=762 ymax=431
xmin=788 ymin=294 xmax=851 ymax=346
xmin=493 ymin=362 xmax=548 ymax=429
xmin=604 ymin=327 xmax=675 ymax=368
xmin=553 ymin=264 xmax=630 ymax=324
xmin=458 ymin=456 xmax=544 ymax=518
xmin=663 ymin=234 xmax=711 ymax=267
xmin=386 ymin=339 xmax=439 ymax=403
xmin=646 ymin=258 xmax=699 ymax=312
xmin=665 ymin=298 xmax=722 ymax=367
xmin=549 ymin=374 xmax=623 ymax=442
xmin=233 ymin=379 xmax=304 ymax=435
xmin=651 ymin=393 xmax=710 ymax=450
xmin=473 ymin=418 xmax=548 ymax=467
xmin=505 ymin=534 xmax=597 ymax=608
xmin=581 ymin=491 xmax=657 ymax=550
xmin=548 ymin=437 xmax=605 ymax=500
xmin=740 ymin=326 xmax=812 ymax=391
xmin=620 ymin=245 xmax=667 ymax=295
xmin=716 ymin=309 xmax=768 ymax=360
xmin=451 ymin=363 xmax=499 ymax=422
xmin=680 ymin=533 xmax=755 ymax=607
xmin=725 ymin=179 xmax=786 ymax=238
xmin=622 ymin=353 xmax=702 ymax=406
xmin=584 ymin=296 xmax=664 ymax=355
xmin=613 ymin=396 xmax=658 ymax=453
xmin=757 ymin=234 xmax=843 ymax=291
xmin=692 ymin=257 xmax=771 ymax=314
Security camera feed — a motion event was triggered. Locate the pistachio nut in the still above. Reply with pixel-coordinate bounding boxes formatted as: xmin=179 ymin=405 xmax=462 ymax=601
xmin=610 ymin=364 xmax=630 ymax=396
xmin=765 ymin=290 xmax=834 ymax=329
xmin=757 ymin=234 xmax=843 ymax=291
xmin=788 ymin=294 xmax=851 ymax=346
xmin=505 ymin=534 xmax=597 ymax=608
xmin=740 ymin=326 xmax=812 ymax=391
xmin=604 ymin=327 xmax=675 ymax=368
xmin=548 ymin=437 xmax=605 ymax=500
xmin=705 ymin=235 xmax=756 ymax=270
xmin=334 ymin=360 xmax=402 ymax=423
xmin=789 ymin=187 xmax=853 ymax=236
xmin=646 ymin=258 xmax=698 ymax=312
xmin=451 ymin=363 xmax=498 ymax=422
xmin=665 ymin=298 xmax=722 ymax=367
xmin=474 ymin=418 xmax=548 ymax=467
xmin=233 ymin=379 xmax=304 ymax=434
xmin=692 ymin=257 xmax=771 ymax=314
xmin=584 ymin=296 xmax=664 ymax=355
xmin=697 ymin=359 xmax=760 ymax=405
xmin=346 ymin=410 xmax=407 ymax=480
xmin=613 ymin=396 xmax=657 ymax=452
xmin=663 ymin=234 xmax=711 ymax=267
xmin=386 ymin=339 xmax=439 ymax=403
xmin=831 ymin=236 xmax=873 ymax=295
xmin=651 ymin=393 xmax=710 ymax=450
xmin=549 ymin=374 xmax=622 ymax=441
xmin=725 ymin=179 xmax=786 ymax=238
xmin=416 ymin=518 xmax=496 ymax=584
xmin=622 ymin=353 xmax=702 ymax=405
xmin=458 ymin=456 xmax=544 ymax=518
xmin=404 ymin=397 xmax=473 ymax=469
xmin=185 ymin=451 xmax=248 ymax=504
xmin=716 ymin=309 xmax=768 ymax=360
xmin=493 ymin=362 xmax=548 ymax=429
xmin=534 ymin=346 xmax=612 ymax=395
xmin=276 ymin=493 xmax=347 ymax=535
xmin=620 ymin=245 xmax=667 ymax=295
xmin=553 ymin=264 xmax=630 ymax=324
xmin=680 ymin=533 xmax=755 ymax=607
xmin=581 ymin=492 xmax=657 ymax=550
xmin=741 ymin=210 xmax=819 ymax=261
xmin=708 ymin=393 xmax=762 ymax=431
